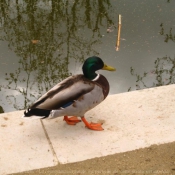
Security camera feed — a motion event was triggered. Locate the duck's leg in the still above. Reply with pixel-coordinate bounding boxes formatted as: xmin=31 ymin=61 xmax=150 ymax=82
xmin=63 ymin=116 xmax=81 ymax=125
xmin=81 ymin=116 xmax=104 ymax=131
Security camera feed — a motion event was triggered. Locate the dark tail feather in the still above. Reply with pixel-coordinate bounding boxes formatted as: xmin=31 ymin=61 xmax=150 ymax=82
xmin=23 ymin=108 xmax=51 ymax=119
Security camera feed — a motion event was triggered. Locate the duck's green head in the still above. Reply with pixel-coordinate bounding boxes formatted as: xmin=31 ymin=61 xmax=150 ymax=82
xmin=82 ymin=56 xmax=116 ymax=80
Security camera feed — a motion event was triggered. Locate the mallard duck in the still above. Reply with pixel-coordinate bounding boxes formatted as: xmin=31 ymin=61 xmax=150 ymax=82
xmin=23 ymin=56 xmax=116 ymax=131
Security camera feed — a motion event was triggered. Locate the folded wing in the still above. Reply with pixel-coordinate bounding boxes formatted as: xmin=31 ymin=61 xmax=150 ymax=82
xmin=30 ymin=75 xmax=95 ymax=110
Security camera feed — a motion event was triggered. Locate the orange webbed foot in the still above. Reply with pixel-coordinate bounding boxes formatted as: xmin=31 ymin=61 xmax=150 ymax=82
xmin=81 ymin=117 xmax=104 ymax=131
xmin=86 ymin=122 xmax=104 ymax=131
xmin=63 ymin=116 xmax=81 ymax=125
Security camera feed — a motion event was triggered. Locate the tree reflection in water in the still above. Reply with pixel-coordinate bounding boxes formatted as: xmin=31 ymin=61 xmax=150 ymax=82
xmin=0 ymin=0 xmax=114 ymax=111
xmin=129 ymin=23 xmax=175 ymax=91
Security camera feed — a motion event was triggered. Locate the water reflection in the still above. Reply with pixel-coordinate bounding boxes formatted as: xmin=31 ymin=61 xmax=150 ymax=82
xmin=0 ymin=106 xmax=4 ymax=113
xmin=1 ymin=0 xmax=175 ymax=112
xmin=0 ymin=0 xmax=114 ymax=111
xmin=129 ymin=24 xmax=175 ymax=91
xmin=160 ymin=23 xmax=175 ymax=43
xmin=129 ymin=56 xmax=175 ymax=91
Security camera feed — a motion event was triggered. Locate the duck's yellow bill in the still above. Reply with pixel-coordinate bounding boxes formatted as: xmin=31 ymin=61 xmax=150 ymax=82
xmin=102 ymin=64 xmax=116 ymax=71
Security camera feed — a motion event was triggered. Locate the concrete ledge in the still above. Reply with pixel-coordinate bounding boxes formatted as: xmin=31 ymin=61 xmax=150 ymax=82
xmin=0 ymin=111 xmax=57 ymax=175
xmin=0 ymin=85 xmax=175 ymax=174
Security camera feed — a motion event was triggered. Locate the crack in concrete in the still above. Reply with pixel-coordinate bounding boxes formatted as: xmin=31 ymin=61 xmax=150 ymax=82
xmin=40 ymin=119 xmax=59 ymax=165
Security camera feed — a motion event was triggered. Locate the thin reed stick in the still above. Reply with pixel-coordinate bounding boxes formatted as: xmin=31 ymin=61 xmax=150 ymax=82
xmin=116 ymin=14 xmax=121 ymax=51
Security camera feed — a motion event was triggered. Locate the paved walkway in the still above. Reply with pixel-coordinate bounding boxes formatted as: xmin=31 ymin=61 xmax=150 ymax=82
xmin=0 ymin=85 xmax=175 ymax=175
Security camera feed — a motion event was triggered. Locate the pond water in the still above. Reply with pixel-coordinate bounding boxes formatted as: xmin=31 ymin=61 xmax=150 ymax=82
xmin=0 ymin=0 xmax=175 ymax=112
